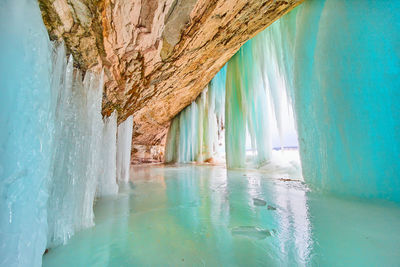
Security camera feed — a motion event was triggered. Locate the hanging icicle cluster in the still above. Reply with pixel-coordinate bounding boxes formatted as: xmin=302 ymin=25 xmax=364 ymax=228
xmin=165 ymin=22 xmax=297 ymax=169
xmin=47 ymin=44 xmax=106 ymax=247
xmin=47 ymin=44 xmax=134 ymax=248
xmin=273 ymin=0 xmax=400 ymax=201
xmin=225 ymin=40 xmax=272 ymax=168
xmin=232 ymin=0 xmax=400 ymax=201
xmin=225 ymin=16 xmax=298 ymax=169
xmin=0 ymin=0 xmax=134 ymax=263
xmin=165 ymin=66 xmax=226 ymax=163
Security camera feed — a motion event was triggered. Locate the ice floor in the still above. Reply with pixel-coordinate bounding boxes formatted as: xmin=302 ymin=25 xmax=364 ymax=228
xmin=43 ymin=163 xmax=400 ymax=266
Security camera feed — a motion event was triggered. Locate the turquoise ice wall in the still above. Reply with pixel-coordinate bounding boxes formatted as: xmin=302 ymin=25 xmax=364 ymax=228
xmin=0 ymin=0 xmax=53 ymax=266
xmin=253 ymin=0 xmax=400 ymax=201
xmin=292 ymin=0 xmax=400 ymax=201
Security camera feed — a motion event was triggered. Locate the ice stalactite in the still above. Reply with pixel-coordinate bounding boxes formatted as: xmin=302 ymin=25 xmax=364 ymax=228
xmin=252 ymin=23 xmax=297 ymax=149
xmin=166 ymin=15 xmax=298 ymax=169
xmin=208 ymin=66 xmax=227 ymax=158
xmin=165 ymin=94 xmax=200 ymax=163
xmin=164 ymin=116 xmax=180 ymax=163
xmin=98 ymin=111 xmax=118 ymax=197
xmin=165 ymin=67 xmax=227 ymax=164
xmin=1 ymin=0 xmax=133 ymax=264
xmin=225 ymin=40 xmax=273 ymax=169
xmin=224 ymin=54 xmax=247 ymax=168
xmin=165 ymin=31 xmax=298 ymax=169
xmin=48 ymin=44 xmax=131 ymax=248
xmin=224 ymin=29 xmax=299 ymax=169
xmin=228 ymin=0 xmax=400 ymax=201
xmin=47 ymin=44 xmax=116 ymax=248
xmin=117 ymin=115 xmax=133 ymax=183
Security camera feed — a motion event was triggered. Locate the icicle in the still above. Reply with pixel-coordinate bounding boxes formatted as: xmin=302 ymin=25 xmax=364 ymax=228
xmin=164 ymin=67 xmax=227 ymax=164
xmin=116 ymin=115 xmax=133 ymax=183
xmin=0 ymin=0 xmax=122 ymax=260
xmin=225 ymin=40 xmax=273 ymax=168
xmin=227 ymin=0 xmax=400 ymax=201
xmin=165 ymin=116 xmax=180 ymax=163
xmin=47 ymin=45 xmax=105 ymax=248
xmin=98 ymin=110 xmax=118 ymax=196
xmin=225 ymin=52 xmax=247 ymax=168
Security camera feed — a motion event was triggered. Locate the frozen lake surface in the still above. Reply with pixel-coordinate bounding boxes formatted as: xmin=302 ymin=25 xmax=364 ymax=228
xmin=43 ymin=164 xmax=400 ymax=266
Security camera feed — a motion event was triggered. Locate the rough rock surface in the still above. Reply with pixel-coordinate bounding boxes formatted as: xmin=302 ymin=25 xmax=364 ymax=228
xmin=39 ymin=0 xmax=303 ymax=148
xmin=131 ymin=145 xmax=165 ymax=164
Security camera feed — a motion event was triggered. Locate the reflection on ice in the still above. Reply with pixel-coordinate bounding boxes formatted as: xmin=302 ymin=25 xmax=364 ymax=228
xmin=274 ymin=176 xmax=312 ymax=265
xmin=43 ymin=164 xmax=400 ymax=266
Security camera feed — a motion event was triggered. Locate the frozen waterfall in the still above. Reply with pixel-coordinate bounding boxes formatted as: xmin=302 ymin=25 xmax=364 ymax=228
xmin=47 ymin=45 xmax=133 ymax=249
xmin=164 ymin=0 xmax=400 ymax=202
xmin=0 ymin=0 xmax=133 ymax=265
xmin=165 ymin=66 xmax=226 ymax=164
xmin=165 ymin=28 xmax=298 ymax=169
xmin=46 ymin=44 xmax=104 ymax=248
xmin=262 ymin=0 xmax=400 ymax=201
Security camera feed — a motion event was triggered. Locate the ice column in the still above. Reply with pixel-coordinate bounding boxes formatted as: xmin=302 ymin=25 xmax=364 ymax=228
xmin=165 ymin=68 xmax=227 ymax=164
xmin=0 ymin=0 xmax=125 ymax=264
xmin=165 ymin=116 xmax=180 ymax=163
xmin=208 ymin=66 xmax=227 ymax=158
xmin=225 ymin=53 xmax=247 ymax=168
xmin=116 ymin=115 xmax=133 ymax=182
xmin=98 ymin=111 xmax=118 ymax=196
xmin=225 ymin=40 xmax=272 ymax=169
xmin=224 ymin=10 xmax=298 ymax=169
xmin=47 ymin=44 xmax=105 ymax=248
xmin=245 ymin=0 xmax=400 ymax=201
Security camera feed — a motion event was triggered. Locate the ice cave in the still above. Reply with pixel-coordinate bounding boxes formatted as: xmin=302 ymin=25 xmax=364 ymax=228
xmin=1 ymin=0 xmax=399 ymax=266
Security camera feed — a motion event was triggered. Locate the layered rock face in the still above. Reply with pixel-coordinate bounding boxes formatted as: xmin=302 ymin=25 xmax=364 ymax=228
xmin=38 ymin=0 xmax=302 ymax=153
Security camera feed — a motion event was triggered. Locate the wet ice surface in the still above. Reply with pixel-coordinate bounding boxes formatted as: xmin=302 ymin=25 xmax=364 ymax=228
xmin=43 ymin=164 xmax=400 ymax=266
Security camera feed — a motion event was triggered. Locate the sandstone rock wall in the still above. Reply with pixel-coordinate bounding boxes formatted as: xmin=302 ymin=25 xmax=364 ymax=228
xmin=131 ymin=145 xmax=165 ymax=164
xmin=38 ymin=0 xmax=303 ymax=151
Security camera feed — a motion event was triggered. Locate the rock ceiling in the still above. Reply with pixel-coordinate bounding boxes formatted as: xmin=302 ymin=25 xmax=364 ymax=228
xmin=38 ymin=0 xmax=302 ymax=145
